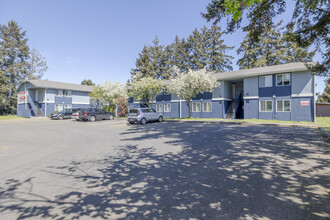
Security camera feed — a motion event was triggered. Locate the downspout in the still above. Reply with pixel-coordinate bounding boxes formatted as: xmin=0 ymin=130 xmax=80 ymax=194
xmin=45 ymin=88 xmax=47 ymax=118
xmin=313 ymin=75 xmax=316 ymax=122
xmin=179 ymin=99 xmax=182 ymax=118
xmin=25 ymin=83 xmax=27 ymax=110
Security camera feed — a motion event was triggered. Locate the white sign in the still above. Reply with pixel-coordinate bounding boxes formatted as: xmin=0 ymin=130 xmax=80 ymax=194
xmin=19 ymin=91 xmax=26 ymax=101
xmin=300 ymin=101 xmax=310 ymax=106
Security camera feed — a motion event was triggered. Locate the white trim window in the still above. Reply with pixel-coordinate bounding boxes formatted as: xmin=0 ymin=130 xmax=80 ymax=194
xmin=276 ymin=73 xmax=290 ymax=86
xmin=64 ymin=90 xmax=72 ymax=97
xmin=276 ymin=100 xmax=291 ymax=112
xmin=164 ymin=103 xmax=171 ymax=112
xmin=55 ymin=104 xmax=63 ymax=111
xmin=259 ymin=75 xmax=272 ymax=88
xmin=192 ymin=103 xmax=201 ymax=112
xmin=56 ymin=89 xmax=63 ymax=97
xmin=64 ymin=104 xmax=72 ymax=109
xmin=259 ymin=100 xmax=273 ymax=112
xmin=202 ymin=102 xmax=212 ymax=112
xmin=156 ymin=104 xmax=163 ymax=112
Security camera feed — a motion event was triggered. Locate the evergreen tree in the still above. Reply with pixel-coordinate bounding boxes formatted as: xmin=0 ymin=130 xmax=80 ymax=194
xmin=205 ymin=25 xmax=234 ymax=72
xmin=0 ymin=20 xmax=30 ymax=113
xmin=81 ymin=79 xmax=95 ymax=86
xmin=317 ymin=79 xmax=330 ymax=103
xmin=237 ymin=21 xmax=315 ymax=69
xmin=170 ymin=36 xmax=190 ymax=73
xmin=186 ymin=28 xmax=207 ymax=70
xmin=131 ymin=45 xmax=154 ymax=78
xmin=149 ymin=36 xmax=166 ymax=79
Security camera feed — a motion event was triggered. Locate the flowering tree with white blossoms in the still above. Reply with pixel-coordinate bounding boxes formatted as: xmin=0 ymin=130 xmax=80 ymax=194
xmin=168 ymin=67 xmax=220 ymax=118
xmin=129 ymin=73 xmax=165 ymax=108
xmin=99 ymin=80 xmax=128 ymax=105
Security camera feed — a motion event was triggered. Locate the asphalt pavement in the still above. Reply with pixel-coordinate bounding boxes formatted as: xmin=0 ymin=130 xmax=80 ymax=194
xmin=0 ymin=118 xmax=329 ymax=219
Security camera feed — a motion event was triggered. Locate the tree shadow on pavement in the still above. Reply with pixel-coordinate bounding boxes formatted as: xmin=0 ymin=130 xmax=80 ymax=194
xmin=0 ymin=123 xmax=329 ymax=219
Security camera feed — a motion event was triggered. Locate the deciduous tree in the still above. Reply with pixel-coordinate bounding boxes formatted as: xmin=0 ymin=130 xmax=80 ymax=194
xmin=168 ymin=67 xmax=220 ymax=118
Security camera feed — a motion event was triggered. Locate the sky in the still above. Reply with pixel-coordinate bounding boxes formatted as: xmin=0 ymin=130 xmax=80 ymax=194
xmin=0 ymin=0 xmax=326 ymax=94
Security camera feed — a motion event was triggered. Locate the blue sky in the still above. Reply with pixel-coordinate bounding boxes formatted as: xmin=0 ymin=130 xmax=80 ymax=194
xmin=0 ymin=0 xmax=326 ymax=93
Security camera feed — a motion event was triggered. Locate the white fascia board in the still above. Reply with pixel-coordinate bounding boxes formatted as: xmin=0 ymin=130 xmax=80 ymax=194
xmin=212 ymin=98 xmax=232 ymax=101
xmin=243 ymin=96 xmax=259 ymax=99
xmin=291 ymin=93 xmax=313 ymax=97
xmin=72 ymin=102 xmax=90 ymax=104
xmin=39 ymin=101 xmax=55 ymax=103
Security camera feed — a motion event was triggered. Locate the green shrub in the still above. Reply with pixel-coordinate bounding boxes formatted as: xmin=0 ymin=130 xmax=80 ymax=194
xmin=103 ymin=105 xmax=115 ymax=112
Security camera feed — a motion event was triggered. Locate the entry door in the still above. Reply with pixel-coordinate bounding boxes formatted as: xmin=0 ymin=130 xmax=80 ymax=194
xmin=232 ymin=84 xmax=235 ymax=99
xmin=35 ymin=90 xmax=39 ymax=102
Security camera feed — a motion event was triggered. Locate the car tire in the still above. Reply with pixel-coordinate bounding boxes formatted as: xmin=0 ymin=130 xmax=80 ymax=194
xmin=109 ymin=115 xmax=114 ymax=120
xmin=90 ymin=115 xmax=96 ymax=122
xmin=141 ymin=118 xmax=146 ymax=125
xmin=129 ymin=122 xmax=134 ymax=124
xmin=158 ymin=116 xmax=163 ymax=122
xmin=58 ymin=115 xmax=64 ymax=120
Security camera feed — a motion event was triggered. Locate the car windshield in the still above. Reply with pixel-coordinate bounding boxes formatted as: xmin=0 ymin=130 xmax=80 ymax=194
xmin=129 ymin=109 xmax=138 ymax=113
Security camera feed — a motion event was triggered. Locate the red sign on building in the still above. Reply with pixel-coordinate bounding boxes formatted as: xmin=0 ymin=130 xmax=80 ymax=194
xmin=19 ymin=91 xmax=26 ymax=101
xmin=300 ymin=101 xmax=310 ymax=106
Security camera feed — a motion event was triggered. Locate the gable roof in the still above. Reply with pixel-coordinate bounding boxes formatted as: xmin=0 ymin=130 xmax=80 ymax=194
xmin=215 ymin=62 xmax=316 ymax=80
xmin=27 ymin=79 xmax=93 ymax=92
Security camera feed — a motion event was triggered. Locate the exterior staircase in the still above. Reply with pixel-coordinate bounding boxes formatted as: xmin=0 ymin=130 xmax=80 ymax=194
xmin=225 ymin=101 xmax=235 ymax=119
xmin=33 ymin=101 xmax=44 ymax=116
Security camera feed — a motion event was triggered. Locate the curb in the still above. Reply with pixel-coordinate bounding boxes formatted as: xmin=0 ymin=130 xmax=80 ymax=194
xmin=164 ymin=119 xmax=318 ymax=129
xmin=318 ymin=127 xmax=330 ymax=142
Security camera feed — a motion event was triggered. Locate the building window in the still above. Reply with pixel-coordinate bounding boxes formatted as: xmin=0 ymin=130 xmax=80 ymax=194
xmin=64 ymin=104 xmax=72 ymax=109
xmin=164 ymin=103 xmax=171 ymax=112
xmin=276 ymin=100 xmax=291 ymax=112
xmin=156 ymin=104 xmax=163 ymax=112
xmin=276 ymin=73 xmax=290 ymax=86
xmin=56 ymin=90 xmax=63 ymax=96
xmin=202 ymin=102 xmax=212 ymax=112
xmin=55 ymin=104 xmax=63 ymax=112
xmin=259 ymin=100 xmax=272 ymax=112
xmin=259 ymin=75 xmax=272 ymax=88
xmin=192 ymin=103 xmax=201 ymax=112
xmin=64 ymin=90 xmax=72 ymax=97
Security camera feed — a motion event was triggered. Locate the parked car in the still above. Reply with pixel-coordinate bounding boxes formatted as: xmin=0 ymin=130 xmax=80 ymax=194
xmin=50 ymin=108 xmax=81 ymax=120
xmin=71 ymin=108 xmax=83 ymax=120
xmin=78 ymin=108 xmax=114 ymax=122
xmin=127 ymin=108 xmax=163 ymax=125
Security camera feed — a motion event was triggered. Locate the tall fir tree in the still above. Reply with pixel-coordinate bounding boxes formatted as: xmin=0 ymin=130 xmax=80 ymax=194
xmin=317 ymin=79 xmax=330 ymax=103
xmin=237 ymin=20 xmax=315 ymax=69
xmin=186 ymin=28 xmax=207 ymax=70
xmin=204 ymin=25 xmax=234 ymax=72
xmin=28 ymin=48 xmax=47 ymax=79
xmin=0 ymin=20 xmax=30 ymax=112
xmin=131 ymin=45 xmax=154 ymax=78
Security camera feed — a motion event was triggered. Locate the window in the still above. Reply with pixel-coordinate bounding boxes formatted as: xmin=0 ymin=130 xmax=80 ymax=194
xmin=64 ymin=104 xmax=72 ymax=109
xmin=259 ymin=101 xmax=272 ymax=112
xmin=276 ymin=100 xmax=291 ymax=112
xmin=56 ymin=90 xmax=63 ymax=96
xmin=156 ymin=104 xmax=163 ymax=112
xmin=276 ymin=73 xmax=290 ymax=86
xmin=202 ymin=102 xmax=212 ymax=112
xmin=55 ymin=104 xmax=63 ymax=111
xmin=259 ymin=75 xmax=272 ymax=87
xmin=164 ymin=104 xmax=171 ymax=112
xmin=192 ymin=103 xmax=201 ymax=112
xmin=65 ymin=90 xmax=72 ymax=97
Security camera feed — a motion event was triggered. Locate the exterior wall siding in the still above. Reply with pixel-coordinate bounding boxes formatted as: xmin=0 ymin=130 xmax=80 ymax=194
xmin=244 ymin=77 xmax=258 ymax=97
xmin=244 ymin=99 xmax=259 ymax=119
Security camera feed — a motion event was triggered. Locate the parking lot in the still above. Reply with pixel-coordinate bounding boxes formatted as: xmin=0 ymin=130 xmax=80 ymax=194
xmin=0 ymin=118 xmax=329 ymax=219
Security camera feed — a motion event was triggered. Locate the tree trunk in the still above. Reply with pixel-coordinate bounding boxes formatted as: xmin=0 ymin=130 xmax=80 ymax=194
xmin=186 ymin=100 xmax=191 ymax=118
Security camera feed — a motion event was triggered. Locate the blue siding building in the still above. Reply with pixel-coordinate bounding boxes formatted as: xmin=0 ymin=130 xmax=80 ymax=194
xmin=17 ymin=80 xmax=93 ymax=118
xmin=128 ymin=63 xmax=316 ymax=122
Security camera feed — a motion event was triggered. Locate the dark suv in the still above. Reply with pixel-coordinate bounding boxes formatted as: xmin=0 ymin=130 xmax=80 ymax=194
xmin=78 ymin=108 xmax=114 ymax=122
xmin=50 ymin=108 xmax=81 ymax=120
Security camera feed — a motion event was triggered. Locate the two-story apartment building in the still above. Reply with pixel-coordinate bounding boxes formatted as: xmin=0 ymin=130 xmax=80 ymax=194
xmin=128 ymin=62 xmax=316 ymax=121
xmin=17 ymin=80 xmax=93 ymax=118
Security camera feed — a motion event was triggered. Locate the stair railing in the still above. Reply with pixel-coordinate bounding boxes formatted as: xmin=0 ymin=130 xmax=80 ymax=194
xmin=28 ymin=96 xmax=38 ymax=116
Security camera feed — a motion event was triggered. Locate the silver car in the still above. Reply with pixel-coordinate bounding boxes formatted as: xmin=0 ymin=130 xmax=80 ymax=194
xmin=127 ymin=108 xmax=163 ymax=125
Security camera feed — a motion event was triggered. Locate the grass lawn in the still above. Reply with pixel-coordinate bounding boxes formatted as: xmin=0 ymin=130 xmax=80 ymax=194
xmin=0 ymin=115 xmax=26 ymax=120
xmin=165 ymin=117 xmax=330 ymax=132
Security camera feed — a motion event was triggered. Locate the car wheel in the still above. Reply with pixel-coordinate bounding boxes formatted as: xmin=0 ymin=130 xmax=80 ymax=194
xmin=90 ymin=115 xmax=96 ymax=122
xmin=58 ymin=115 xmax=64 ymax=120
xmin=129 ymin=122 xmax=134 ymax=124
xmin=109 ymin=115 xmax=114 ymax=120
xmin=158 ymin=116 xmax=163 ymax=122
xmin=141 ymin=118 xmax=146 ymax=125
